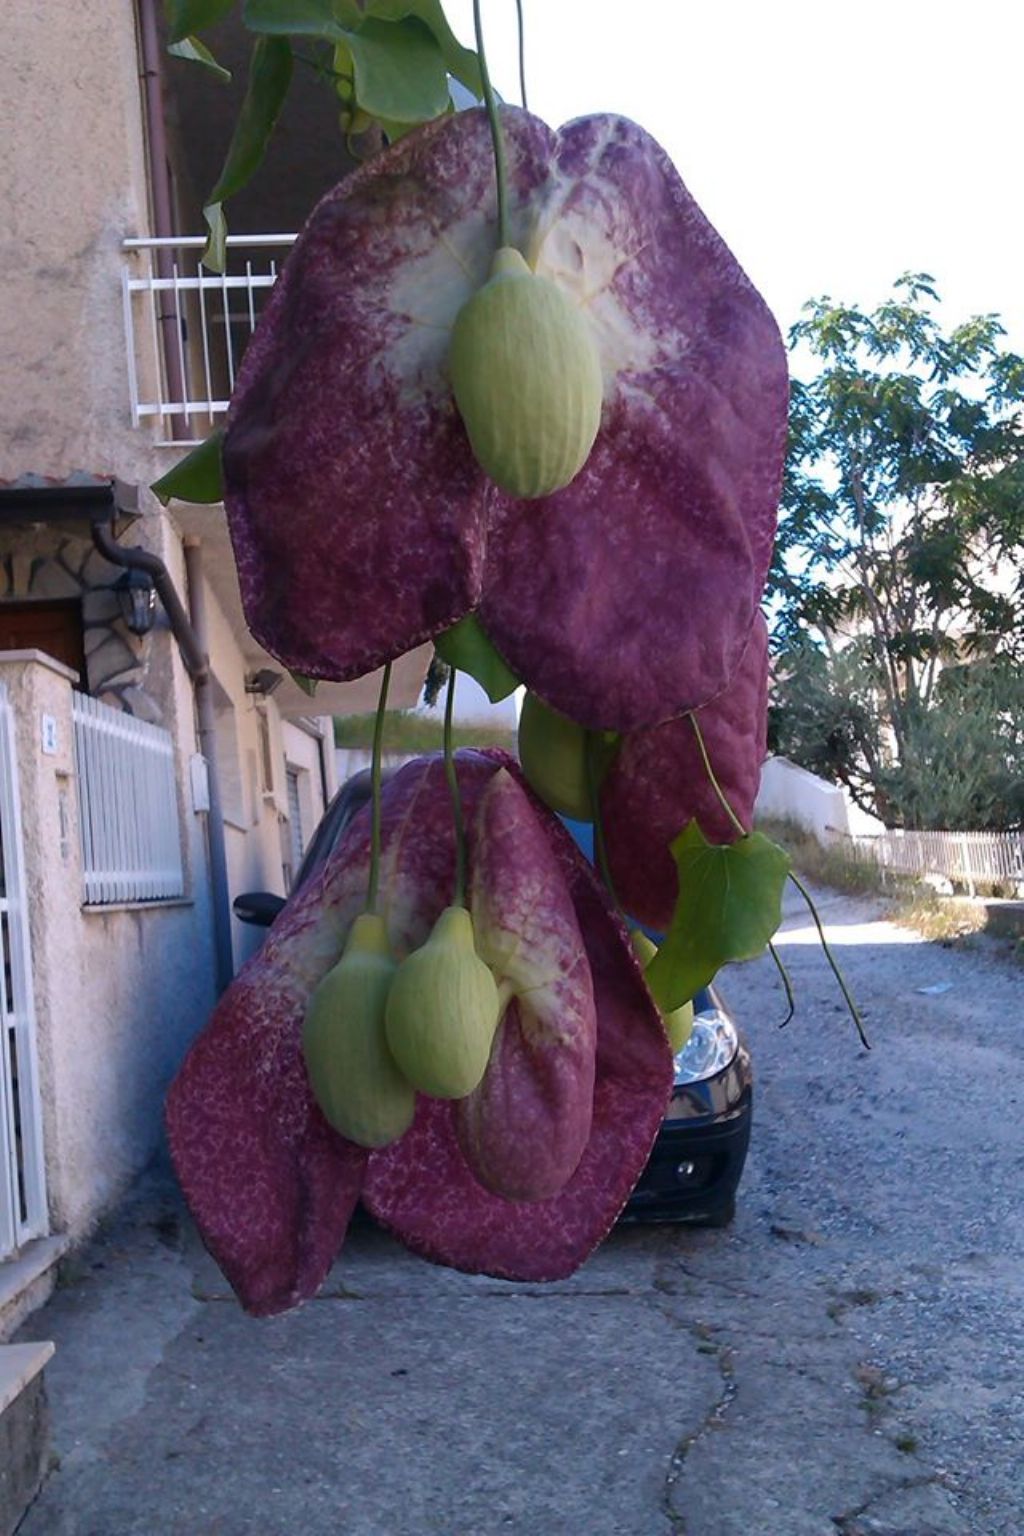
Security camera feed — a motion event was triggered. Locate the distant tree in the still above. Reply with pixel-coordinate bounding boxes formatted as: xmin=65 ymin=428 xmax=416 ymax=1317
xmin=769 ymin=274 xmax=1024 ymax=829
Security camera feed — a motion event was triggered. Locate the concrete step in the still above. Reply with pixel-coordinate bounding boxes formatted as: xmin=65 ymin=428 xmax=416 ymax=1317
xmin=0 ymin=1237 xmax=69 ymax=1343
xmin=0 ymin=1342 xmax=54 ymax=1536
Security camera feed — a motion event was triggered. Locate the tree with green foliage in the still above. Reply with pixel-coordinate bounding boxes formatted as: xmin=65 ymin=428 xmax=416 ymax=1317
xmin=769 ymin=274 xmax=1024 ymax=830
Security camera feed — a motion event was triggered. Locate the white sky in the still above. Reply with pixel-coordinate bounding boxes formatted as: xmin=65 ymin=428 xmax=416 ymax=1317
xmin=446 ymin=0 xmax=1024 ymax=352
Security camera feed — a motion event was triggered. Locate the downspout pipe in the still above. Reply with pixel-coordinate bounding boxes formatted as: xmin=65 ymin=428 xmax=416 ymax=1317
xmin=92 ymin=520 xmax=206 ymax=681
xmin=136 ymin=0 xmax=188 ymax=439
xmin=91 ymin=521 xmax=235 ymax=994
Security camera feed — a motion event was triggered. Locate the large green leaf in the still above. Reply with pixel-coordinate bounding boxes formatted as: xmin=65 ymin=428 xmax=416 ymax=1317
xmin=346 ymin=17 xmax=448 ymax=123
xmin=151 ymin=430 xmax=224 ymax=505
xmin=364 ymin=0 xmax=481 ymax=95
xmin=245 ymin=5 xmax=449 ymax=123
xmin=243 ymin=0 xmax=479 ymax=96
xmin=203 ymin=36 xmax=293 ymax=272
xmin=167 ymin=35 xmax=232 ymax=81
xmin=165 ymin=0 xmax=234 ymax=45
xmin=435 ymin=616 xmax=519 ymax=703
xmin=645 ymin=825 xmax=790 ymax=1013
xmin=242 ymin=0 xmax=362 ymax=35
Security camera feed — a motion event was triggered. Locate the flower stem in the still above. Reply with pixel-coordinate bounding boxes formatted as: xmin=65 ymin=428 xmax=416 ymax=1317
xmin=787 ymin=871 xmax=870 ymax=1049
xmin=473 ymin=0 xmax=511 ymax=248
xmin=768 ymin=940 xmax=796 ymax=1028
xmin=366 ymin=661 xmax=392 ymax=914
xmin=586 ymin=731 xmax=619 ymax=909
xmin=444 ymin=668 xmax=467 ymax=906
xmin=688 ymin=713 xmax=747 ymax=839
xmin=689 ymin=710 xmax=865 ymax=1046
xmin=515 ymin=0 xmax=528 ymax=109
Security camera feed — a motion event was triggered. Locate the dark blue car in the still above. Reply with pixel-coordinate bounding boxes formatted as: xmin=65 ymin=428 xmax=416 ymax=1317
xmin=235 ymin=771 xmax=752 ymax=1227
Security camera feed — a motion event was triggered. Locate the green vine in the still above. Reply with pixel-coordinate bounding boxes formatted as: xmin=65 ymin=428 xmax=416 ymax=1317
xmin=586 ymin=731 xmax=620 ymax=910
xmin=473 ymin=0 xmax=511 ymax=248
xmin=366 ymin=660 xmax=392 ymax=914
xmin=444 ymin=668 xmax=468 ymax=907
xmin=515 ymin=0 xmax=528 ymax=108
xmin=688 ymin=712 xmax=868 ymax=1046
xmin=768 ymin=940 xmax=796 ymax=1028
xmin=688 ymin=713 xmax=746 ymax=838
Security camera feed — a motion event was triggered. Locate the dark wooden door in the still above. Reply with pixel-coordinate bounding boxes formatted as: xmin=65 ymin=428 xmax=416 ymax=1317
xmin=0 ymin=600 xmax=87 ymax=683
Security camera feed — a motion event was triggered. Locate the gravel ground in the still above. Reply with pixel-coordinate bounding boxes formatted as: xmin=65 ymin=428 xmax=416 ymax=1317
xmin=15 ymin=885 xmax=1024 ymax=1534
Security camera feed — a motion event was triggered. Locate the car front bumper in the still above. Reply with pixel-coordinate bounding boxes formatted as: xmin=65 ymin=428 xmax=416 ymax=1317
xmin=623 ymin=1040 xmax=753 ymax=1223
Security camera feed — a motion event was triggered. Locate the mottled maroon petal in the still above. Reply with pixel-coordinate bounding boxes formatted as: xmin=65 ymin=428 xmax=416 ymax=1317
xmin=481 ymin=116 xmax=787 ymax=731
xmin=457 ymin=768 xmax=595 ymax=1201
xmin=601 ymin=612 xmax=770 ymax=932
xmin=165 ymin=846 xmax=373 ymax=1317
xmin=222 ymin=112 xmax=551 ymax=681
xmin=364 ymin=756 xmax=673 ymax=1281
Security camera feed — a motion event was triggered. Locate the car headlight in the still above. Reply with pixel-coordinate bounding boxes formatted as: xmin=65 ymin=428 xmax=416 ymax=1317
xmin=673 ymin=1008 xmax=739 ymax=1086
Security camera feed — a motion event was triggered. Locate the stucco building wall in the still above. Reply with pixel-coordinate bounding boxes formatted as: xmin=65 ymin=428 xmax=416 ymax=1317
xmin=0 ymin=0 xmax=346 ymax=1250
xmin=0 ymin=0 xmax=159 ymax=487
xmin=0 ymin=654 xmax=215 ymax=1238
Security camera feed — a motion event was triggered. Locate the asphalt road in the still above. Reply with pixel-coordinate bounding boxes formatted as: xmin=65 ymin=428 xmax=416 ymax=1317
xmin=16 ymin=888 xmax=1024 ymax=1534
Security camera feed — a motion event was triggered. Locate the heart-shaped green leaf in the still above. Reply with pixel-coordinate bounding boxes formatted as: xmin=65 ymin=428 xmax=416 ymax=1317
xmin=346 ymin=17 xmax=448 ymax=123
xmin=243 ymin=8 xmax=450 ymax=129
xmin=435 ymin=616 xmax=519 ymax=703
xmin=364 ymin=0 xmax=482 ymax=95
xmin=242 ymin=0 xmax=362 ymax=36
xmin=151 ymin=430 xmax=224 ymax=505
xmin=645 ymin=824 xmax=789 ymax=1012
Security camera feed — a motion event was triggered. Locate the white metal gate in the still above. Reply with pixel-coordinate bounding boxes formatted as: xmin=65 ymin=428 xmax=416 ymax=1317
xmin=0 ymin=685 xmax=48 ymax=1256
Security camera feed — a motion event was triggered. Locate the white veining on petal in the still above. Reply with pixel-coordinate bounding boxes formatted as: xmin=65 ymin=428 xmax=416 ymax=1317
xmin=532 ymin=186 xmax=664 ymax=388
xmin=382 ymin=226 xmax=488 ymax=404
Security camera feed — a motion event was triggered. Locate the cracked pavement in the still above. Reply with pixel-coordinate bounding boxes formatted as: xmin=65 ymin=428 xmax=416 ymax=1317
xmin=15 ymin=888 xmax=1024 ymax=1533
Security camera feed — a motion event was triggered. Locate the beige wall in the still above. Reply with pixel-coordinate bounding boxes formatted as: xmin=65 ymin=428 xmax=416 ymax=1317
xmin=0 ymin=0 xmax=346 ymax=1246
xmin=0 ymin=653 xmax=215 ymax=1239
xmin=1 ymin=0 xmax=160 ymax=485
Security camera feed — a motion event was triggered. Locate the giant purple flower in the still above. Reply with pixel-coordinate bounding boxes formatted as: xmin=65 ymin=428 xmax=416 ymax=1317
xmin=224 ymin=108 xmax=787 ymax=733
xmin=167 ymin=752 xmax=673 ymax=1316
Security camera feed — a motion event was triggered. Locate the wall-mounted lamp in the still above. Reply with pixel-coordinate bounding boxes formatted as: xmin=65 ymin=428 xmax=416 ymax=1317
xmin=245 ymin=668 xmax=284 ymax=697
xmin=115 ymin=568 xmax=158 ymax=636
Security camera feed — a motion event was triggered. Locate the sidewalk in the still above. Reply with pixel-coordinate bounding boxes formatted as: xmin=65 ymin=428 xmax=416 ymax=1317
xmin=13 ymin=886 xmax=1024 ymax=1534
xmin=13 ymin=1163 xmax=726 ymax=1536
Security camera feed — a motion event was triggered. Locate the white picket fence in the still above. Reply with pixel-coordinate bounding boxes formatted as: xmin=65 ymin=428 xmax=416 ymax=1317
xmin=72 ymin=693 xmax=185 ymax=904
xmin=842 ymin=827 xmax=1024 ymax=895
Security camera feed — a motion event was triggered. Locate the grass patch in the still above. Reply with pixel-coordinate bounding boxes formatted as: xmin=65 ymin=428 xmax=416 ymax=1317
xmin=755 ymin=817 xmax=895 ymax=898
xmin=335 ymin=710 xmax=517 ymax=755
xmin=888 ymin=889 xmax=987 ymax=943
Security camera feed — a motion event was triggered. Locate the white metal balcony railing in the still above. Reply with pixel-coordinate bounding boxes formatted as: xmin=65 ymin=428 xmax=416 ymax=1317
xmin=122 ymin=234 xmax=296 ymax=446
xmin=72 ymin=691 xmax=185 ymax=905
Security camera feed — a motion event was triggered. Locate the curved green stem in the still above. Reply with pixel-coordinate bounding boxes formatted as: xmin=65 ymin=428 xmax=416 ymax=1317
xmin=787 ymin=871 xmax=870 ymax=1050
xmin=768 ymin=941 xmax=796 ymax=1029
xmin=444 ymin=668 xmax=467 ymax=906
xmin=515 ymin=0 xmax=528 ymax=109
xmin=586 ymin=731 xmax=619 ymax=910
xmin=689 ymin=710 xmax=865 ymax=1047
xmin=366 ymin=661 xmax=392 ymax=914
xmin=688 ymin=713 xmax=747 ymax=838
xmin=473 ymin=0 xmax=510 ymax=247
